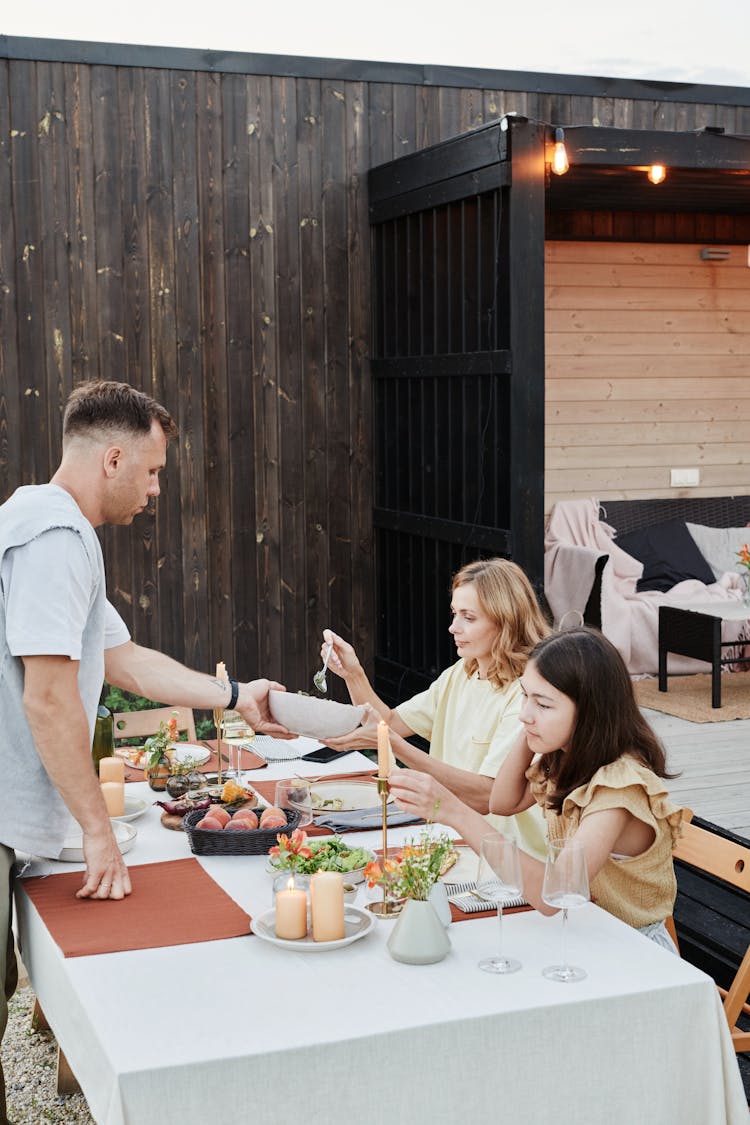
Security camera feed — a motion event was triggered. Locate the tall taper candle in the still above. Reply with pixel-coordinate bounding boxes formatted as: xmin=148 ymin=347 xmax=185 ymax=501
xmin=377 ymin=720 xmax=390 ymax=779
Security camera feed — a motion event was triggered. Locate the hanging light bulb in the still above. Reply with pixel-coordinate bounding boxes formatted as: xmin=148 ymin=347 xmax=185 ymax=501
xmin=551 ymin=127 xmax=569 ymax=175
xmin=647 ymin=164 xmax=666 ymax=185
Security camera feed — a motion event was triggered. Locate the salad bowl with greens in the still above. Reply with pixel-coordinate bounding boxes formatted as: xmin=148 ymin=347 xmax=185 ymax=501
xmin=268 ymin=832 xmax=375 ymax=884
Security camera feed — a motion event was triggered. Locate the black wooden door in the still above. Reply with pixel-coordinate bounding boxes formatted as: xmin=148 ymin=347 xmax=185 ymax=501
xmin=368 ymin=117 xmax=546 ymax=704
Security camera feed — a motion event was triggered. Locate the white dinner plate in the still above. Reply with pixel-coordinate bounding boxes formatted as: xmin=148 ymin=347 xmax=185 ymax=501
xmin=250 ymin=905 xmax=374 ymax=951
xmin=111 ymin=798 xmax=148 ymax=824
xmin=309 ymin=780 xmax=390 ymax=814
xmin=58 ymin=821 xmax=137 ymax=862
xmin=116 ymin=743 xmax=211 ymax=771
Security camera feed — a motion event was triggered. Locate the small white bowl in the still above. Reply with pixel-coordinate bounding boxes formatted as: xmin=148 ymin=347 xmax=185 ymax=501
xmin=268 ymin=690 xmax=366 ymax=740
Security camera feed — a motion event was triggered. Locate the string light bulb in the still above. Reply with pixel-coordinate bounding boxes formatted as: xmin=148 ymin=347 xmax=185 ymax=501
xmin=647 ymin=164 xmax=666 ymax=185
xmin=551 ymin=128 xmax=569 ymax=175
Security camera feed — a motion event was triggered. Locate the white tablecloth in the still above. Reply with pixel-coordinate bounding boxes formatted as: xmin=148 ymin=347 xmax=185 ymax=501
xmin=14 ymin=755 xmax=748 ymax=1125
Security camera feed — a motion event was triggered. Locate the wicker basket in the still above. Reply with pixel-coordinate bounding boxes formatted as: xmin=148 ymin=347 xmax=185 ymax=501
xmin=182 ymin=807 xmax=302 ymax=856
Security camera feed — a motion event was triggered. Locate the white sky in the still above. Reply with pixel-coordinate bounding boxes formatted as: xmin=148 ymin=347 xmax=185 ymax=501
xmin=3 ymin=0 xmax=749 ymax=88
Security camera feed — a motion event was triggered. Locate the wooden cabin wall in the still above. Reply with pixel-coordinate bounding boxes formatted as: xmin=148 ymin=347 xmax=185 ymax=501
xmin=1 ymin=48 xmax=749 ymax=685
xmin=544 ymin=242 xmax=750 ymax=510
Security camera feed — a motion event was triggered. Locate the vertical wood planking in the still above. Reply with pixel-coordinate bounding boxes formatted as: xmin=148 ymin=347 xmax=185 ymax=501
xmin=298 ymin=77 xmax=328 ymax=677
xmin=248 ymin=74 xmax=283 ymax=677
xmin=171 ymin=70 xmax=208 ymax=670
xmin=196 ymin=71 xmax=232 ymax=673
xmin=274 ymin=74 xmax=306 ymax=686
xmin=9 ymin=61 xmax=47 ymax=485
xmin=221 ymin=73 xmax=257 ymax=675
xmin=0 ymin=61 xmax=21 ymax=498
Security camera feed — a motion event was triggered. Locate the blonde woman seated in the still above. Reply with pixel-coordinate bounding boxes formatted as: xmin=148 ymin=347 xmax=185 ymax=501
xmin=389 ymin=627 xmax=682 ymax=949
xmin=321 ymin=558 xmax=549 ymax=860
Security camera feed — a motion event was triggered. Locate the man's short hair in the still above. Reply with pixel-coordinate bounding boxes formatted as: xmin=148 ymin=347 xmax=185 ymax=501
xmin=63 ymin=381 xmax=178 ymax=442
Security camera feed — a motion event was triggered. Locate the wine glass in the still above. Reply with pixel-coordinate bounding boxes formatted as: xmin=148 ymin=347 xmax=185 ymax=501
xmin=475 ymin=835 xmax=523 ymax=974
xmin=274 ymin=780 xmax=314 ymax=828
xmin=541 ymin=836 xmax=590 ymax=983
xmin=222 ymin=711 xmax=255 ymax=780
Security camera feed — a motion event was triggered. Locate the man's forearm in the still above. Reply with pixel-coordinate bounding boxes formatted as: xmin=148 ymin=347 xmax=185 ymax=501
xmin=105 ymin=641 xmax=233 ymax=710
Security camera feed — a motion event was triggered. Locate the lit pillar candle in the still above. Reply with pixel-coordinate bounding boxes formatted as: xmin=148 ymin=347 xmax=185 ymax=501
xmin=275 ymin=877 xmax=308 ymax=940
xmin=216 ymin=661 xmax=226 ymax=681
xmin=310 ymin=872 xmax=345 ymax=942
xmin=98 ymin=757 xmax=125 ymax=784
xmin=377 ymin=720 xmax=390 ymax=779
xmin=100 ymin=781 xmax=125 ymax=818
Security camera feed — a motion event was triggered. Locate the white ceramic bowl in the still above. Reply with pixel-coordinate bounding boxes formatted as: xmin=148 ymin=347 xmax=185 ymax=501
xmin=268 ymin=690 xmax=366 ymax=740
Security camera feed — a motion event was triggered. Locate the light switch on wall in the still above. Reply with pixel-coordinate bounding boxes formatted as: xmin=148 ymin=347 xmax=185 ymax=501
xmin=670 ymin=468 xmax=700 ymax=487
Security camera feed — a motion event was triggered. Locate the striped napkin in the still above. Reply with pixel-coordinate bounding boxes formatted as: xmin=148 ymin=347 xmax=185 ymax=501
xmin=252 ymin=735 xmax=318 ymax=762
xmin=446 ymin=882 xmax=527 ymax=913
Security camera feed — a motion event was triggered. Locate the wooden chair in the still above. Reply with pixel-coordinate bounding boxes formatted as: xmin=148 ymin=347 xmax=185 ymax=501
xmin=112 ymin=705 xmax=197 ymax=744
xmin=673 ymin=808 xmax=750 ymax=1054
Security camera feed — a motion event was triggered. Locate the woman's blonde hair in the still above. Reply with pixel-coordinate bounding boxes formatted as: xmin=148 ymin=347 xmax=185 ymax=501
xmin=452 ymin=558 xmax=550 ymax=690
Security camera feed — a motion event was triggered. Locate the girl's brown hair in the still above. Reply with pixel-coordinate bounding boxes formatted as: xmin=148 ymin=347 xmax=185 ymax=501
xmin=452 ymin=558 xmax=549 ymax=690
xmin=528 ymin=626 xmax=673 ymax=813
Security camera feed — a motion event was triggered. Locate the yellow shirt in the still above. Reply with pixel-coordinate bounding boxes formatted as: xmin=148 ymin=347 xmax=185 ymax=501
xmin=396 ymin=660 xmax=547 ymax=859
xmin=526 ymin=755 xmax=682 ymax=928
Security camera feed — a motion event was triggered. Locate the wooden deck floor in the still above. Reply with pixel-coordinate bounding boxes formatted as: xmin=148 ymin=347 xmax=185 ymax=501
xmin=642 ymin=707 xmax=750 ymax=840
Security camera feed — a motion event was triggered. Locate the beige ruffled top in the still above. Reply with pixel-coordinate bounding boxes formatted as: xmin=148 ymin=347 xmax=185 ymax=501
xmin=526 ymin=755 xmax=683 ymax=929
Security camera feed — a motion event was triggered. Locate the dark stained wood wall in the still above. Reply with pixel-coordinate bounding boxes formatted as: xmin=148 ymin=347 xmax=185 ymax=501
xmin=1 ymin=42 xmax=748 ymax=689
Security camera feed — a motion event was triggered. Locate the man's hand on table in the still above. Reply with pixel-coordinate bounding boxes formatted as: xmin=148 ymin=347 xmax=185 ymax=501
xmin=76 ymin=826 xmax=132 ymax=900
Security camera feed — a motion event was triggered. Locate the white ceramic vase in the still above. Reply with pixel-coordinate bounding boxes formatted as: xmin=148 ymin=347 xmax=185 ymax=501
xmin=428 ymin=880 xmax=452 ymax=927
xmin=386 ymin=898 xmax=451 ymax=964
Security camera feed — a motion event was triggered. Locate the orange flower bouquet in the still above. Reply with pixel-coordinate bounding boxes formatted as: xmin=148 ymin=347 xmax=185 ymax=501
xmin=364 ymin=828 xmax=454 ymax=902
xmin=268 ymin=828 xmax=314 ymax=873
xmin=737 ymin=543 xmax=750 ymax=603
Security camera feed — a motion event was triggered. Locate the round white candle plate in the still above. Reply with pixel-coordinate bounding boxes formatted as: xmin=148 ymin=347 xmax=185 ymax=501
xmin=58 ymin=821 xmax=137 ymax=863
xmin=111 ymin=798 xmax=148 ymax=824
xmin=115 ymin=743 xmax=211 ymax=771
xmin=310 ymin=780 xmax=392 ymax=815
xmin=250 ymin=904 xmax=374 ymax=951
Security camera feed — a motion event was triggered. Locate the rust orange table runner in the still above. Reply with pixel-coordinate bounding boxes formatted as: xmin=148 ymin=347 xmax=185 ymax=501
xmin=20 ymin=858 xmax=251 ymax=957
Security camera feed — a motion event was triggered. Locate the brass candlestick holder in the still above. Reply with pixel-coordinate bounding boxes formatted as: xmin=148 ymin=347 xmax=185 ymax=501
xmin=366 ymin=776 xmax=403 ymax=919
xmin=212 ymin=708 xmax=224 ymax=786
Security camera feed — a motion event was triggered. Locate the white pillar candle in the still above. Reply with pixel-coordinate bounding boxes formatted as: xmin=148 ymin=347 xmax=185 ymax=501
xmin=310 ymin=872 xmax=345 ymax=942
xmin=98 ymin=757 xmax=125 ymax=784
xmin=377 ymin=720 xmax=390 ymax=779
xmin=275 ymin=878 xmax=308 ymax=940
xmin=101 ymin=781 xmax=125 ymax=818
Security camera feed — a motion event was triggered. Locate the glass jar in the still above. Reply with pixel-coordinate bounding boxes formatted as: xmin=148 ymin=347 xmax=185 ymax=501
xmin=146 ymin=752 xmax=171 ymax=791
xmin=165 ymin=774 xmax=191 ymax=799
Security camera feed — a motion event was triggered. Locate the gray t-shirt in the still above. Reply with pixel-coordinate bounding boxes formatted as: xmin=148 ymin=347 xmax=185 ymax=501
xmin=0 ymin=484 xmax=130 ymax=857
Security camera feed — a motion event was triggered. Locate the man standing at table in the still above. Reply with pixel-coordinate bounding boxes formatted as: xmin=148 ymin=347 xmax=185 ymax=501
xmin=0 ymin=380 xmax=287 ymax=1122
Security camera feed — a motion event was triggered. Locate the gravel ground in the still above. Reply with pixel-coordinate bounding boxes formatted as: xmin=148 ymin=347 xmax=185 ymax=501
xmin=2 ymin=987 xmax=94 ymax=1124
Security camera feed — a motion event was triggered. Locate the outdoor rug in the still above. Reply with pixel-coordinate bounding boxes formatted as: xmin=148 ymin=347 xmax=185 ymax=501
xmin=634 ymin=673 xmax=750 ymax=722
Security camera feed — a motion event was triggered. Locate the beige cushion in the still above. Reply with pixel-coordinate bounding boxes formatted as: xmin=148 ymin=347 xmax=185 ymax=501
xmin=685 ymin=523 xmax=750 ymax=580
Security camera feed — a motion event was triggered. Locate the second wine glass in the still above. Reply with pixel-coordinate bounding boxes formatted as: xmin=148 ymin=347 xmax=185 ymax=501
xmin=274 ymin=780 xmax=313 ymax=828
xmin=475 ymin=835 xmax=523 ymax=974
xmin=541 ymin=836 xmax=590 ymax=983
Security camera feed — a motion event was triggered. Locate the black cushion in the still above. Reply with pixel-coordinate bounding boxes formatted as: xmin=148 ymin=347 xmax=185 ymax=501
xmin=615 ymin=520 xmax=715 ymax=592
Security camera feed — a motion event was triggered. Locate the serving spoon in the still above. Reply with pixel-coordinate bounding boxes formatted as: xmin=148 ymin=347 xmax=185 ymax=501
xmin=313 ymin=641 xmax=333 ymax=694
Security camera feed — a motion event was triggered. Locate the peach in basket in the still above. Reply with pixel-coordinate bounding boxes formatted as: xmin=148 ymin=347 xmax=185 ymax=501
xmin=268 ymin=690 xmax=366 ymax=740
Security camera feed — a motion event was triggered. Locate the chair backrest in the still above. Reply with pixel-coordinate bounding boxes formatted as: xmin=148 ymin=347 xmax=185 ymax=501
xmin=673 ymin=808 xmax=750 ymax=1052
xmin=673 ymin=810 xmax=750 ymax=895
xmin=113 ymin=706 xmax=197 ymax=744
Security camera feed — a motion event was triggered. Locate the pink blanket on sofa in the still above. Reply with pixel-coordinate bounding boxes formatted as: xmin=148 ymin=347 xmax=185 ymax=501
xmin=544 ymin=498 xmax=748 ymax=676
